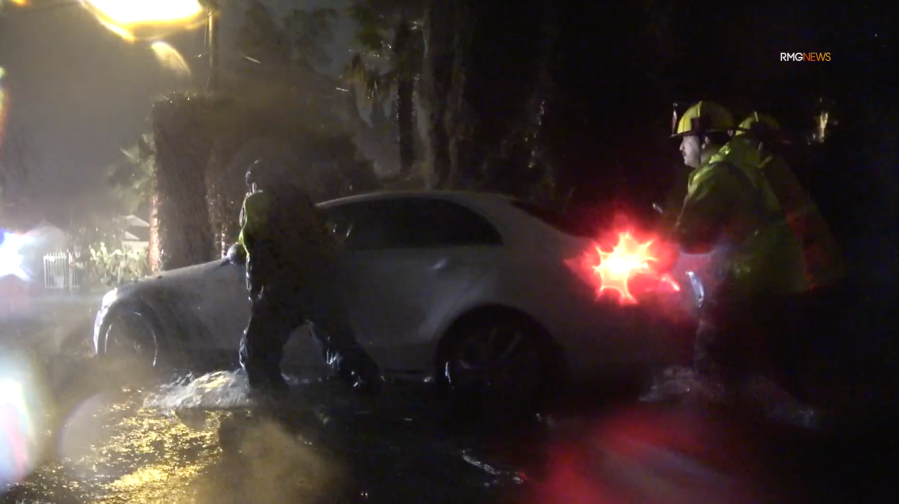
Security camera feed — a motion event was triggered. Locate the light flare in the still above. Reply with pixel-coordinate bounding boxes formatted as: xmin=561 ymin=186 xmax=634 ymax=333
xmin=81 ymin=0 xmax=204 ymax=25
xmin=569 ymin=230 xmax=679 ymax=305
xmin=0 ymin=67 xmax=8 ymax=153
xmin=96 ymin=17 xmax=138 ymax=42
xmin=0 ymin=231 xmax=31 ymax=281
xmin=0 ymin=348 xmax=50 ymax=488
xmin=81 ymin=0 xmax=207 ymax=42
xmin=150 ymin=41 xmax=192 ymax=78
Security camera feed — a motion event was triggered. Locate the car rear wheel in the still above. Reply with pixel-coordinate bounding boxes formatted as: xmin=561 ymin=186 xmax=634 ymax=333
xmin=102 ymin=307 xmax=161 ymax=368
xmin=441 ymin=313 xmax=558 ymax=413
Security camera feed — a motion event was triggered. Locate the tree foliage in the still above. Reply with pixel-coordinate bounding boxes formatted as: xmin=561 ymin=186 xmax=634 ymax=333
xmin=237 ymin=1 xmax=338 ymax=70
xmin=421 ymin=0 xmax=550 ymax=193
xmin=285 ymin=8 xmax=339 ymax=69
xmin=346 ymin=0 xmax=424 ymax=178
xmin=106 ymin=133 xmax=155 ymax=215
xmin=239 ymin=1 xmax=291 ymax=63
xmin=84 ymin=242 xmax=149 ymax=287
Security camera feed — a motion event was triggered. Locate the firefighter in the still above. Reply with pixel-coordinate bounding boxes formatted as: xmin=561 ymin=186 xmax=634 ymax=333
xmin=733 ymin=112 xmax=845 ymax=289
xmin=237 ymin=158 xmax=381 ymax=394
xmin=670 ymin=104 xmax=808 ymax=399
xmin=660 ymin=101 xmax=736 ymax=232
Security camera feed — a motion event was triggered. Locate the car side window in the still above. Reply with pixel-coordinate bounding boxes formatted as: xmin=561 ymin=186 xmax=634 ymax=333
xmin=324 ymin=202 xmax=401 ymax=251
xmin=397 ymin=198 xmax=503 ymax=248
xmin=329 ymin=198 xmax=502 ymax=251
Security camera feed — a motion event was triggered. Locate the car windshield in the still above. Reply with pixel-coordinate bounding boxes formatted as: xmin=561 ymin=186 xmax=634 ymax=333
xmin=511 ymin=200 xmax=595 ymax=238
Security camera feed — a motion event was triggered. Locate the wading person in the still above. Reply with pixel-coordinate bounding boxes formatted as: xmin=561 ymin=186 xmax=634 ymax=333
xmin=237 ymin=158 xmax=381 ymax=394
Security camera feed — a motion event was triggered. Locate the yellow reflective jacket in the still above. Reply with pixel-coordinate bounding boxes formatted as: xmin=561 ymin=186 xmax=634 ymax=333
xmin=674 ymin=139 xmax=808 ymax=298
xmin=237 ymin=188 xmax=340 ymax=275
xmin=237 ymin=190 xmax=271 ymax=253
xmin=757 ymin=153 xmax=845 ymax=288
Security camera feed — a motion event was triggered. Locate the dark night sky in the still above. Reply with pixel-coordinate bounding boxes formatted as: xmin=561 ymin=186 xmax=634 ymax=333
xmin=0 ymin=0 xmax=352 ymax=217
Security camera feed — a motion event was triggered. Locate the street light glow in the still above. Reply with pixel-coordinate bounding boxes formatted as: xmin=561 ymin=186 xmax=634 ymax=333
xmin=82 ymin=0 xmax=204 ymax=25
xmin=81 ymin=0 xmax=207 ymax=42
xmin=96 ymin=17 xmax=138 ymax=42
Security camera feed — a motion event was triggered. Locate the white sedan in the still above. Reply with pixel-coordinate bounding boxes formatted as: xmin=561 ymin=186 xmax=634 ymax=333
xmin=93 ymin=191 xmax=689 ymax=397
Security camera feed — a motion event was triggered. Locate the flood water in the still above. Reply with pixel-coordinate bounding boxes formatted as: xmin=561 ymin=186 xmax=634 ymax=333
xmin=1 ymin=292 xmax=897 ymax=504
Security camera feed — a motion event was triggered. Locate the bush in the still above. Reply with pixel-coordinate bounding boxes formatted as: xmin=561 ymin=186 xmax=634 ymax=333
xmin=85 ymin=243 xmax=149 ymax=287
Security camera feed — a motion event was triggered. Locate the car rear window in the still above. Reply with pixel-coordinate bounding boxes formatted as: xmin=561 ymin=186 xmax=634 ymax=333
xmin=512 ymin=201 xmax=595 ymax=238
xmin=324 ymin=198 xmax=503 ymax=250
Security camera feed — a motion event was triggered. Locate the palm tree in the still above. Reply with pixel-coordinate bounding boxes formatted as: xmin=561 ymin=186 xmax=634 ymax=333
xmin=347 ymin=0 xmax=424 ymax=178
xmin=237 ymin=1 xmax=291 ymax=65
xmin=285 ymin=7 xmax=339 ymax=69
xmin=238 ymin=1 xmax=338 ymax=71
xmin=107 ymin=136 xmax=154 ymax=213
xmin=106 ymin=133 xmax=160 ymax=272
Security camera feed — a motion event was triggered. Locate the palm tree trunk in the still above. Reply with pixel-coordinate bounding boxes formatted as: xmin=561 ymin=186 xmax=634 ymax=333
xmin=394 ymin=18 xmax=415 ymax=177
xmin=425 ymin=0 xmax=549 ymax=190
xmin=152 ymin=93 xmax=215 ymax=270
xmin=422 ymin=0 xmax=454 ymax=187
xmin=148 ymin=192 xmax=160 ymax=273
xmin=205 ymin=138 xmax=246 ymax=257
xmin=397 ymin=78 xmax=415 ymax=176
xmin=206 ymin=143 xmax=225 ymax=258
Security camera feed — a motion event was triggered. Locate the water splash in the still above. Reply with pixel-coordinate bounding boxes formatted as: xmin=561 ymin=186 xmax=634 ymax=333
xmin=461 ymin=450 xmax=526 ymax=487
xmin=143 ymin=371 xmax=253 ymax=410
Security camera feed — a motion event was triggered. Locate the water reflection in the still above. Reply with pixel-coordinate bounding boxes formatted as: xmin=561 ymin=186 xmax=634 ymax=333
xmin=6 ymin=368 xmax=517 ymax=504
xmin=9 ymin=351 xmax=850 ymax=504
xmin=23 ymin=389 xmax=225 ymax=503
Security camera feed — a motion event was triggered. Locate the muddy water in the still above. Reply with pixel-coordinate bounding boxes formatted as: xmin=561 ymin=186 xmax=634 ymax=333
xmin=3 ymin=363 xmax=530 ymax=504
xmin=1 ymin=294 xmax=532 ymax=504
xmin=2 ymin=293 xmax=896 ymax=504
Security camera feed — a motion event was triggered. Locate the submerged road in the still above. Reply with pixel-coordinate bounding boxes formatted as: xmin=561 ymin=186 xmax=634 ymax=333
xmin=1 ymin=291 xmax=896 ymax=504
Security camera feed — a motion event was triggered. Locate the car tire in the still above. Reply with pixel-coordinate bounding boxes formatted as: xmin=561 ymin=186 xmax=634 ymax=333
xmin=439 ymin=311 xmax=561 ymax=415
xmin=100 ymin=305 xmax=165 ymax=370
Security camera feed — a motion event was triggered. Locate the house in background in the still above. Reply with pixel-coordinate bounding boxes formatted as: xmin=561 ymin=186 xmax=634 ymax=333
xmin=121 ymin=201 xmax=150 ymax=252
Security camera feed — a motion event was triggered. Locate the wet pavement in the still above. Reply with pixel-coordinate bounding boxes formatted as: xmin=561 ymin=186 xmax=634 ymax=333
xmin=2 ymin=292 xmax=898 ymax=504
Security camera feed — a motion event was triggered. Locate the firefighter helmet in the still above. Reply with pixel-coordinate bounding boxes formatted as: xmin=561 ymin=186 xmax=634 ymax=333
xmin=735 ymin=112 xmax=780 ymax=136
xmin=672 ymin=101 xmax=735 ymax=138
xmin=245 ymin=158 xmax=277 ymax=188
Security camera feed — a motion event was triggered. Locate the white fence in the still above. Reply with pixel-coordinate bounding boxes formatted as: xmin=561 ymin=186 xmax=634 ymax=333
xmin=43 ymin=251 xmax=79 ymax=290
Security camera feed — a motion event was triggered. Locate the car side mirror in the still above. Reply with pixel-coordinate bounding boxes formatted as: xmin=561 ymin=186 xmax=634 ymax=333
xmin=226 ymin=243 xmax=246 ymax=264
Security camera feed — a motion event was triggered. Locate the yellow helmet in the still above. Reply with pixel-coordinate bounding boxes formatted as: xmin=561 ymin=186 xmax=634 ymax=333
xmin=672 ymin=101 xmax=735 ymax=138
xmin=735 ymin=112 xmax=780 ymax=136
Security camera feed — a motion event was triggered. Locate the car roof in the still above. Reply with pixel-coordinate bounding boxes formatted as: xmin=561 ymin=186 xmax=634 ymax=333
xmin=317 ymin=190 xmax=520 ymax=210
xmin=317 ymin=190 xmax=584 ymax=250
